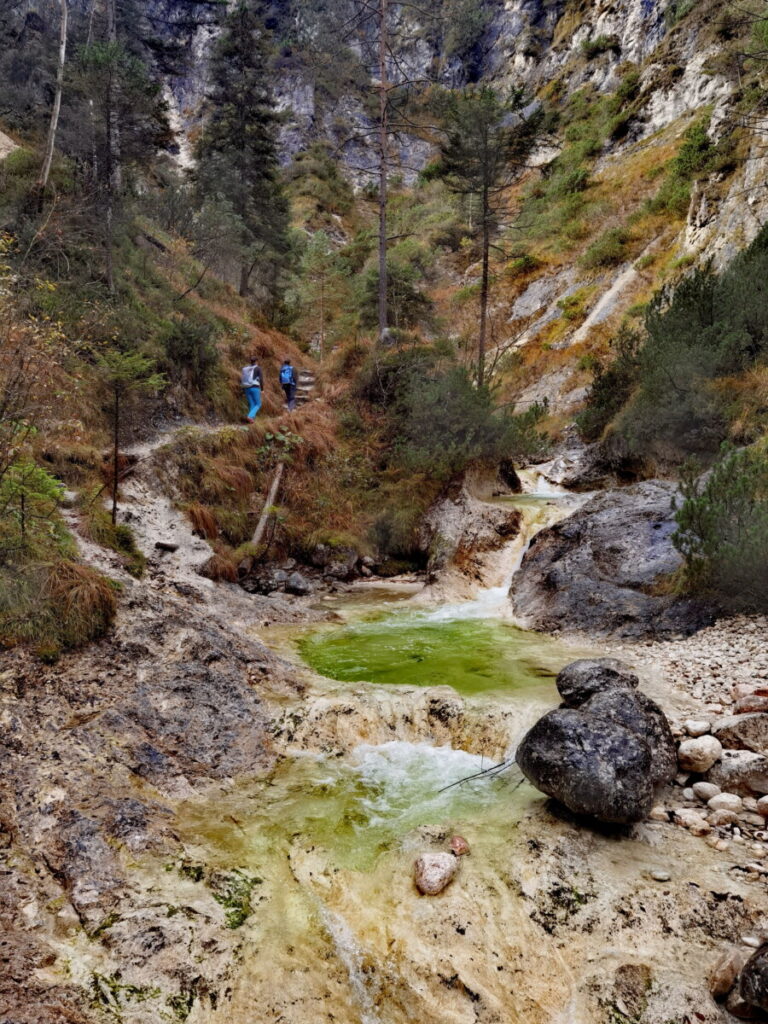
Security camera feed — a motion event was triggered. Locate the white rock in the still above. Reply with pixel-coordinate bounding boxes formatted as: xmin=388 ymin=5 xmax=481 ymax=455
xmin=757 ymin=795 xmax=768 ymax=817
xmin=413 ymin=852 xmax=458 ymax=895
xmin=693 ymin=782 xmax=721 ymax=802
xmin=650 ymin=869 xmax=671 ymax=882
xmin=743 ymin=935 xmax=763 ymax=947
xmin=683 ymin=787 xmax=695 ymax=801
xmin=744 ymin=797 xmax=759 ymax=812
xmin=649 ymin=805 xmax=669 ymax=822
xmin=708 ymin=793 xmax=743 ymax=813
xmin=678 ymin=736 xmax=723 ymax=773
xmin=685 ymin=719 xmax=711 ymax=737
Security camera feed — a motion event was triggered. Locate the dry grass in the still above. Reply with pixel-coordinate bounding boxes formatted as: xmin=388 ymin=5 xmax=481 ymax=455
xmin=44 ymin=561 xmax=117 ymax=643
xmin=198 ymin=550 xmax=239 ymax=583
xmin=186 ymin=501 xmax=219 ymax=540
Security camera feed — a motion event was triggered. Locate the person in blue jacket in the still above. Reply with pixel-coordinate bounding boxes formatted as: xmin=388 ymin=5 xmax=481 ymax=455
xmin=240 ymin=358 xmax=264 ymax=422
xmin=280 ymin=359 xmax=298 ymax=411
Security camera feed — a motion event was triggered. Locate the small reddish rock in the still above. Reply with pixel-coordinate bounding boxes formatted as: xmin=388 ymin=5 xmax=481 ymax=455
xmin=450 ymin=835 xmax=470 ymax=857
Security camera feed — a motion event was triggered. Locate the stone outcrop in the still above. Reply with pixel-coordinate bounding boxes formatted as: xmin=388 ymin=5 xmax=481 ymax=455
xmin=510 ymin=481 xmax=714 ymax=637
xmin=420 ymin=476 xmax=521 ymax=582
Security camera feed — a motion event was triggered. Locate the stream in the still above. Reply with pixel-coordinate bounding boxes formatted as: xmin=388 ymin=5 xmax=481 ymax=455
xmin=172 ymin=475 xmax=616 ymax=1022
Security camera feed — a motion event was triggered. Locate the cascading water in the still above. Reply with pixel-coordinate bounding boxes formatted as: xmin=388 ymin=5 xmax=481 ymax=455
xmin=177 ymin=468 xmax=602 ymax=1024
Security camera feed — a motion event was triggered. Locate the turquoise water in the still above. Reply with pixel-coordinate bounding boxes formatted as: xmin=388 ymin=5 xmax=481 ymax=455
xmin=298 ymin=613 xmax=564 ymax=696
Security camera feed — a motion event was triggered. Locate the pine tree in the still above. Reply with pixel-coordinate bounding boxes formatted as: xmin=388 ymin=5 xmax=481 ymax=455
xmin=195 ymin=1 xmax=291 ymax=301
xmin=437 ymin=87 xmax=541 ymax=386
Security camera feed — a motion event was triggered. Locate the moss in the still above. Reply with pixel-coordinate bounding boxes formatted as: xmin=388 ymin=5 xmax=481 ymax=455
xmin=209 ymin=868 xmax=262 ymax=929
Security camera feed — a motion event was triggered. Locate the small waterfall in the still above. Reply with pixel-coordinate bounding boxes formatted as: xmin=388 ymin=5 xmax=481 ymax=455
xmin=420 ymin=468 xmax=579 ymax=624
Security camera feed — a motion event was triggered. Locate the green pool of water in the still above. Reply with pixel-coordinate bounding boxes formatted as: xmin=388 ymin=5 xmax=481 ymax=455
xmin=298 ymin=613 xmax=566 ymax=696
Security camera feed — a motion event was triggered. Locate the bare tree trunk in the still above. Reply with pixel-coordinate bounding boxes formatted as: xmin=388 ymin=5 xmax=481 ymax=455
xmin=377 ymin=0 xmax=388 ymax=345
xmin=239 ymin=262 xmax=250 ymax=297
xmin=39 ymin=0 xmax=68 ymax=191
xmin=251 ymin=462 xmax=284 ymax=550
xmin=478 ymin=185 xmax=489 ymax=388
xmin=104 ymin=0 xmax=120 ymax=296
xmin=111 ymin=385 xmax=119 ymax=524
xmin=319 ymin=273 xmax=325 ymax=363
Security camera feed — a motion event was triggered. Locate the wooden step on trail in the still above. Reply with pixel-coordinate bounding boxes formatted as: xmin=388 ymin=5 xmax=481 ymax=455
xmin=295 ymin=370 xmax=317 ymax=407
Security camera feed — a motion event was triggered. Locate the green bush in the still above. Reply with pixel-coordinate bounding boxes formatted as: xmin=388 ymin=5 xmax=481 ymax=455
xmin=673 ymin=445 xmax=768 ymax=610
xmin=577 ymin=326 xmax=642 ymax=441
xmin=161 ymin=318 xmax=220 ymax=393
xmin=581 ymin=35 xmax=620 ymax=60
xmin=580 ymin=226 xmax=630 ymax=268
xmin=649 ymin=116 xmax=734 ymax=216
xmin=579 ymin=223 xmax=768 ymax=459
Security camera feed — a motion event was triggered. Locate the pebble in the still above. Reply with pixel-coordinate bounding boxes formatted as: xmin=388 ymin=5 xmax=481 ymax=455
xmin=413 ymin=852 xmax=458 ymax=895
xmin=708 ymin=810 xmax=739 ymax=827
xmin=673 ymin=808 xmax=711 ymax=836
xmin=685 ymin=719 xmax=711 ymax=736
xmin=450 ymin=835 xmax=471 ymax=857
xmin=693 ymin=782 xmax=721 ymax=802
xmin=757 ymin=795 xmax=768 ymax=817
xmin=742 ymin=813 xmax=766 ymax=827
xmin=650 ymin=869 xmax=671 ymax=882
xmin=709 ymin=793 xmax=743 ymax=813
xmin=649 ymin=805 xmax=669 ymax=822
xmin=682 ymin=787 xmax=695 ymax=801
xmin=744 ymin=796 xmax=759 ymax=812
xmin=742 ymin=935 xmax=763 ymax=948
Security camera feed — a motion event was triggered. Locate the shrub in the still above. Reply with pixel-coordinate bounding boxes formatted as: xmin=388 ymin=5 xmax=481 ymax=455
xmin=673 ymin=445 xmax=768 ymax=610
xmin=581 ymin=35 xmax=620 ymax=60
xmin=577 ymin=326 xmax=642 ymax=441
xmin=580 ymin=227 xmax=630 ymax=268
xmin=0 ymin=560 xmax=116 ymax=658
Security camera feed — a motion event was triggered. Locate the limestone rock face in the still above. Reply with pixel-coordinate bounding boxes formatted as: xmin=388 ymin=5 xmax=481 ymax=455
xmin=556 ymin=657 xmax=639 ymax=708
xmin=510 ymin=481 xmax=714 ymax=637
xmin=516 ymin=708 xmax=655 ymax=824
xmin=413 ymin=852 xmax=458 ymax=895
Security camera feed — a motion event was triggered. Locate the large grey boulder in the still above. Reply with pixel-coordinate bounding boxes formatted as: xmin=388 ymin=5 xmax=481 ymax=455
xmin=516 ymin=708 xmax=655 ymax=824
xmin=581 ymin=688 xmax=677 ymax=785
xmin=510 ymin=481 xmax=714 ymax=637
xmin=739 ymin=945 xmax=768 ymax=1011
xmin=556 ymin=657 xmax=639 ymax=707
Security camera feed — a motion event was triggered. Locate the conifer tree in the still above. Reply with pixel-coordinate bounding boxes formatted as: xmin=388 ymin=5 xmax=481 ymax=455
xmin=195 ymin=1 xmax=291 ymax=300
xmin=437 ymin=86 xmax=541 ymax=386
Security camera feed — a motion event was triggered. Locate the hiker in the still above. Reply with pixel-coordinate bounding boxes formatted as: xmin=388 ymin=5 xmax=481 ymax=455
xmin=280 ymin=358 xmax=298 ymax=411
xmin=241 ymin=357 xmax=264 ymax=422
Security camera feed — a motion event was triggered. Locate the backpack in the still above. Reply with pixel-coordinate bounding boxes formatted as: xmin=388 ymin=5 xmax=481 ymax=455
xmin=280 ymin=365 xmax=293 ymax=385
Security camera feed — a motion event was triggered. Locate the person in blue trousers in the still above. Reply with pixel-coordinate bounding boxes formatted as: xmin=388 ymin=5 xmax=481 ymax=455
xmin=280 ymin=359 xmax=298 ymax=411
xmin=240 ymin=358 xmax=264 ymax=422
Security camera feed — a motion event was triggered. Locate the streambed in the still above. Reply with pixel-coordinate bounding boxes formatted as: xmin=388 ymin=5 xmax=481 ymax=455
xmin=169 ymin=485 xmax=765 ymax=1024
